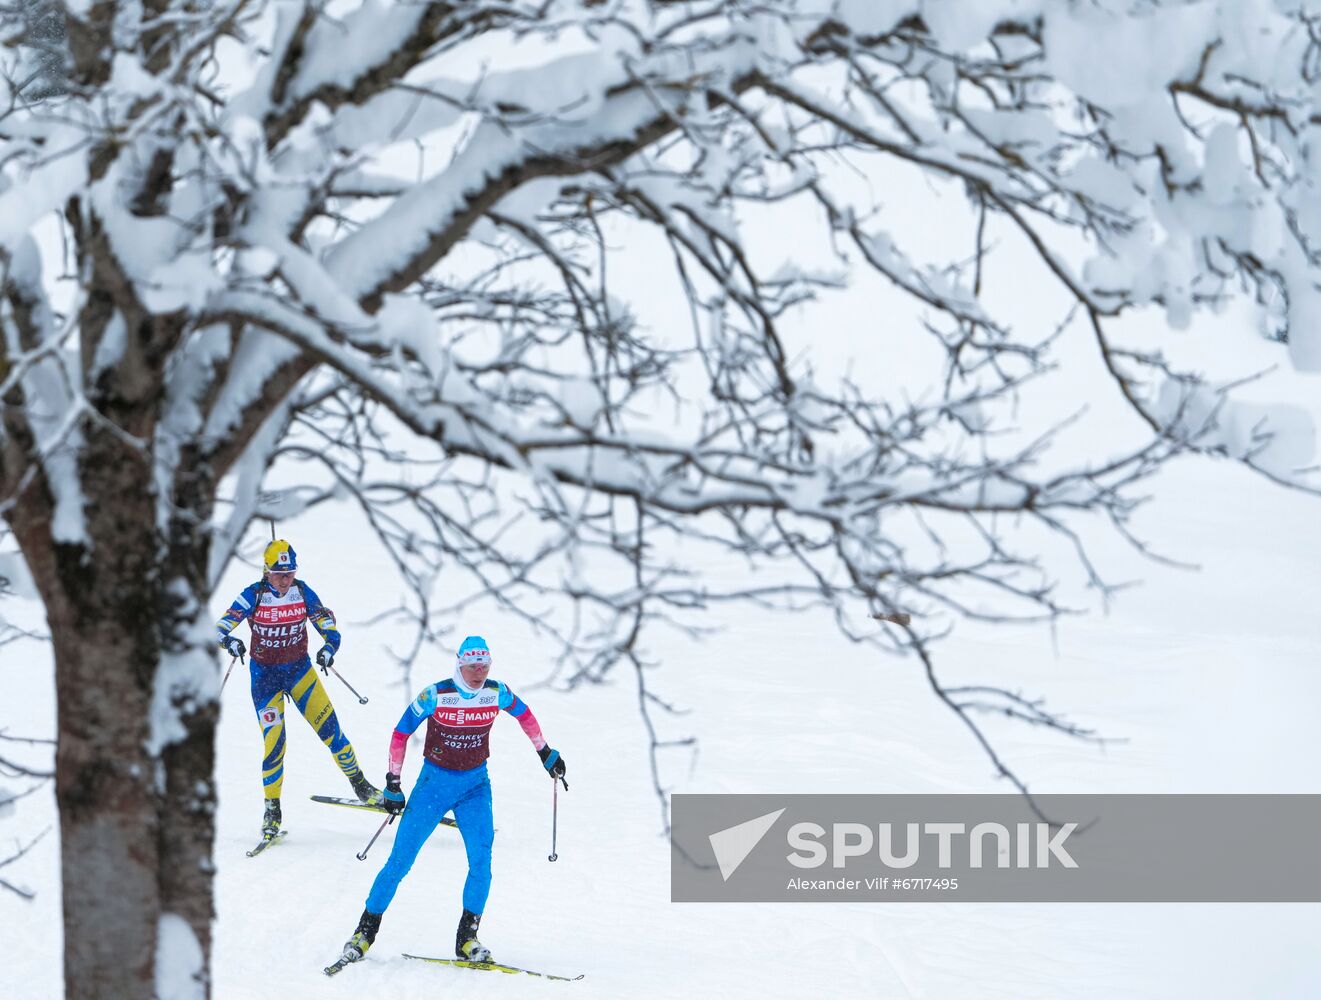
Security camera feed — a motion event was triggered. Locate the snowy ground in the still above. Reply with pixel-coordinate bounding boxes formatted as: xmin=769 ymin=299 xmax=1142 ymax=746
xmin=3 ymin=455 xmax=1321 ymax=999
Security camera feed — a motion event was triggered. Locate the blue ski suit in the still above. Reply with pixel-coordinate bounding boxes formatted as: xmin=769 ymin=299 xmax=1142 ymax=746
xmin=365 ymin=677 xmax=549 ymax=916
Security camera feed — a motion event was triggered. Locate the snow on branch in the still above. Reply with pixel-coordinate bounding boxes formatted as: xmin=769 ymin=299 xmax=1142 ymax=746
xmin=4 ymin=0 xmax=1321 ymax=815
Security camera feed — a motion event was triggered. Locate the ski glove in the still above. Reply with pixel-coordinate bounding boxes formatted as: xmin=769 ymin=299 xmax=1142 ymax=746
xmin=224 ymin=636 xmax=246 ymax=659
xmin=538 ymin=745 xmax=567 ymax=781
xmin=316 ymin=645 xmax=334 ymax=673
xmin=382 ymin=773 xmax=405 ymax=815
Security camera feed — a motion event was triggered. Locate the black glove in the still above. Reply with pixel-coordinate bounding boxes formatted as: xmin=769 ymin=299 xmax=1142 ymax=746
xmin=315 ymin=645 xmax=334 ymax=673
xmin=224 ymin=636 xmax=246 ymax=659
xmin=382 ymin=773 xmax=405 ymax=815
xmin=538 ymin=745 xmax=567 ymax=782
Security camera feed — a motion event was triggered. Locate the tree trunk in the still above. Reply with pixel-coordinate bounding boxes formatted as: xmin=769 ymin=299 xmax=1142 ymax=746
xmin=9 ymin=432 xmax=217 ymax=997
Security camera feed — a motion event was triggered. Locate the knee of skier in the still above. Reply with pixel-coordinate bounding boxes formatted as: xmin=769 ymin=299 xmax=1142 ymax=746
xmin=382 ymin=841 xmax=420 ymax=881
xmin=468 ymin=838 xmax=492 ymax=875
xmin=256 ymin=704 xmax=281 ymax=731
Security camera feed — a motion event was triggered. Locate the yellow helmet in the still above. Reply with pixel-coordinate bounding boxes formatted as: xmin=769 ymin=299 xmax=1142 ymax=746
xmin=263 ymin=539 xmax=298 ymax=573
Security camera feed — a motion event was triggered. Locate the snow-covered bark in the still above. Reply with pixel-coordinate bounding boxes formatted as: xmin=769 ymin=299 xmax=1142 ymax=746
xmin=2 ymin=1 xmax=1320 ymax=993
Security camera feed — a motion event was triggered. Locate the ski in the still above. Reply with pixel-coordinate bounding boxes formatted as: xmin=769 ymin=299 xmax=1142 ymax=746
xmin=322 ymin=953 xmax=357 ymax=977
xmin=245 ymin=829 xmax=287 ymax=857
xmin=310 ymin=795 xmax=458 ymax=828
xmin=402 ymin=953 xmax=584 ymax=981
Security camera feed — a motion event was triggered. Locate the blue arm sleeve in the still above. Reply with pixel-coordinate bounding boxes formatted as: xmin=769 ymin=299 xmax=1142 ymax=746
xmin=299 ymin=581 xmax=342 ymax=653
xmin=215 ymin=583 xmax=259 ymax=646
xmin=497 ymin=682 xmax=529 ymax=717
xmin=388 ymin=686 xmax=438 ymax=773
xmin=396 ymin=685 xmax=438 ymax=736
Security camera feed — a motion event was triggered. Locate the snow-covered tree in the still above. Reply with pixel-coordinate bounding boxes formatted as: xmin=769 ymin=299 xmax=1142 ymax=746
xmin=2 ymin=0 xmax=1319 ymax=994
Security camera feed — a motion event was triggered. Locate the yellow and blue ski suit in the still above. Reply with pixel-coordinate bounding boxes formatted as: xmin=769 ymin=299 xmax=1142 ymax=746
xmin=217 ymin=578 xmax=364 ymax=799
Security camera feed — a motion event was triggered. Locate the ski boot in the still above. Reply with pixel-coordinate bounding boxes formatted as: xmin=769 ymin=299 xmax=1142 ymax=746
xmin=455 ymin=908 xmax=492 ymax=963
xmin=261 ymin=799 xmax=281 ymax=838
xmin=349 ymin=771 xmax=383 ymax=806
xmin=342 ymin=910 xmax=383 ymax=963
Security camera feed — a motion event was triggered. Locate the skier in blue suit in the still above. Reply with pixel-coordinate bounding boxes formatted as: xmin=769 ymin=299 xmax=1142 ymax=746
xmin=337 ymin=635 xmax=567 ymax=967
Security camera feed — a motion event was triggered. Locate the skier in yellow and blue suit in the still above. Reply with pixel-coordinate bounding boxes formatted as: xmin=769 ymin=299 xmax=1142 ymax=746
xmin=217 ymin=539 xmax=382 ymax=838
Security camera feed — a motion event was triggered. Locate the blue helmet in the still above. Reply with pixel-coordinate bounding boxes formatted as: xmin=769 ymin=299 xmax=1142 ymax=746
xmin=456 ymin=635 xmax=491 ymax=667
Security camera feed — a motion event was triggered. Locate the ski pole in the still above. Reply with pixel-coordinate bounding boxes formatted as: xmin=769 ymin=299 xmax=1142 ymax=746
xmin=357 ymin=813 xmax=395 ymax=861
xmin=221 ymin=651 xmax=244 ymax=692
xmin=548 ymin=777 xmax=559 ymax=862
xmin=325 ymin=663 xmax=369 ymax=704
